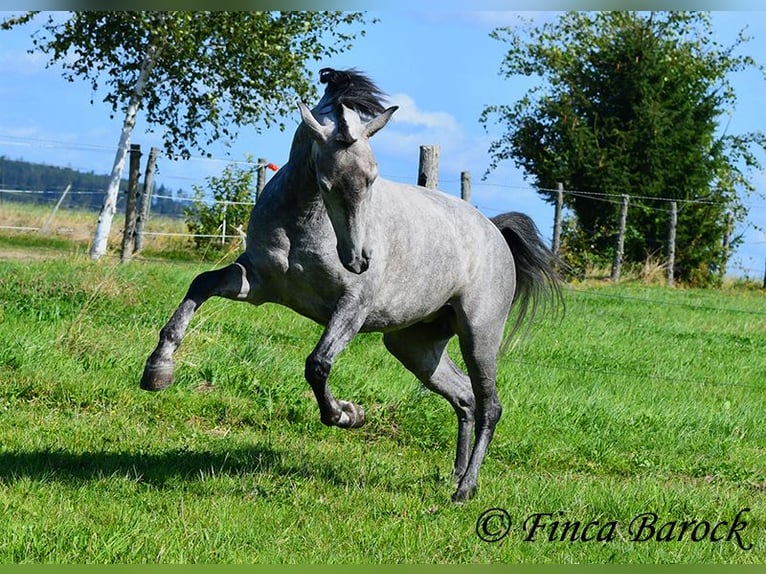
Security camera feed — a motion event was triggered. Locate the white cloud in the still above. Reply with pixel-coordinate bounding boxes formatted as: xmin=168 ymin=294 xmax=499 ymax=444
xmin=409 ymin=11 xmax=557 ymax=31
xmin=366 ymin=90 xmax=550 ymax=228
xmin=387 ymin=93 xmax=460 ymax=134
xmin=370 ymin=93 xmax=465 ymax=180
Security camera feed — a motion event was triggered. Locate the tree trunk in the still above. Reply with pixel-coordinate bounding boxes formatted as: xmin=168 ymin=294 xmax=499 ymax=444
xmin=90 ymin=34 xmax=165 ymax=260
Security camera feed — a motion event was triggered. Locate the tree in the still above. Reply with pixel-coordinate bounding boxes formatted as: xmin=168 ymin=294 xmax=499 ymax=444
xmin=184 ymin=157 xmax=258 ymax=258
xmin=1 ymin=11 xmax=373 ymax=259
xmin=481 ymin=11 xmax=766 ymax=285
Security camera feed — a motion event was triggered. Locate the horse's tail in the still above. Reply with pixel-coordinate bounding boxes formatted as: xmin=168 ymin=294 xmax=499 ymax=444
xmin=491 ymin=211 xmax=565 ymax=349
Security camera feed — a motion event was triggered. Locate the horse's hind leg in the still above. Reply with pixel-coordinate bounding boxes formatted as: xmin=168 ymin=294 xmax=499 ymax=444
xmin=141 ymin=259 xmax=256 ymax=391
xmin=383 ymin=319 xmax=475 ymax=480
xmin=451 ymin=309 xmax=507 ymax=503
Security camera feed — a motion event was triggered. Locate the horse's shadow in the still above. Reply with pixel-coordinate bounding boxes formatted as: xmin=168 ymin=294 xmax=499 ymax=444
xmin=0 ymin=444 xmax=358 ymax=490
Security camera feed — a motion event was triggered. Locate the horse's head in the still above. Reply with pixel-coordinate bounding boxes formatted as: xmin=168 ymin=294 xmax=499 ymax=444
xmin=299 ymin=101 xmax=398 ymax=274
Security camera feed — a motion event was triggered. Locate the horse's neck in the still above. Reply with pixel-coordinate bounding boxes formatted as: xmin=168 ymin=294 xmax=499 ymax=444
xmin=275 ymin=101 xmax=335 ymax=214
xmin=279 ymin=132 xmax=324 ymax=212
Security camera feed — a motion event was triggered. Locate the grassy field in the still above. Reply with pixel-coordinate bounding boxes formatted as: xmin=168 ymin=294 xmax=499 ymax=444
xmin=0 ymin=201 xmax=190 ymax=258
xmin=0 ymin=235 xmax=765 ymax=563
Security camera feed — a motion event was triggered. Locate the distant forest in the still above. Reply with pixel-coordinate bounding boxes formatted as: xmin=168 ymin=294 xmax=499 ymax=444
xmin=0 ymin=156 xmax=188 ymax=216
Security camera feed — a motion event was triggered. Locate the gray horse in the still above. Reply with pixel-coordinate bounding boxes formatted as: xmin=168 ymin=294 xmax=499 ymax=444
xmin=141 ymin=68 xmax=563 ymax=502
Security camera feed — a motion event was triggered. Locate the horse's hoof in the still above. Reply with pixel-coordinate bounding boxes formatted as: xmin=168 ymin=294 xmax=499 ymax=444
xmin=337 ymin=400 xmax=366 ymax=428
xmin=451 ymin=483 xmax=477 ymax=503
xmin=140 ymin=361 xmax=175 ymax=391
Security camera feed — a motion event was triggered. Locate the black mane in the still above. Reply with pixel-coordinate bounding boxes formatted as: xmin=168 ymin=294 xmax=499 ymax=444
xmin=319 ymin=67 xmax=387 ymax=119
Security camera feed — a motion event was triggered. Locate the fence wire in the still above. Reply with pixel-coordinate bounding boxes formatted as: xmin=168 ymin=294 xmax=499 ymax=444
xmin=1 ymin=181 xmax=765 ymax=276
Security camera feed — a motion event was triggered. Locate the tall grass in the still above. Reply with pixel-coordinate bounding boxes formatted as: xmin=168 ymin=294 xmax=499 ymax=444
xmin=0 ymin=253 xmax=764 ymax=563
xmin=0 ymin=201 xmax=190 ymax=257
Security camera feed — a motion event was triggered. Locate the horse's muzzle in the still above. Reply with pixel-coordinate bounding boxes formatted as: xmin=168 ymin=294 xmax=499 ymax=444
xmin=340 ymin=248 xmax=371 ymax=274
xmin=342 ymin=255 xmax=370 ymax=274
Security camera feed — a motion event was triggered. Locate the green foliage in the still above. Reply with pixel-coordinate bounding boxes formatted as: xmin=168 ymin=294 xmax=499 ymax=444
xmin=184 ymin=157 xmax=258 ymax=257
xmin=558 ymin=215 xmax=615 ymax=280
xmin=2 ymin=11 xmax=374 ymax=160
xmin=0 ymin=254 xmax=764 ymax=562
xmin=482 ymin=11 xmax=766 ymax=286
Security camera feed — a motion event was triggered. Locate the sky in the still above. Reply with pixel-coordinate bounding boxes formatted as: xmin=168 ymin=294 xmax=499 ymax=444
xmin=1 ymin=10 xmax=766 ymax=277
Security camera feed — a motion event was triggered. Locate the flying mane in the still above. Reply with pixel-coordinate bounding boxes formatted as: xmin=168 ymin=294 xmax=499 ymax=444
xmin=318 ymin=67 xmax=387 ymax=119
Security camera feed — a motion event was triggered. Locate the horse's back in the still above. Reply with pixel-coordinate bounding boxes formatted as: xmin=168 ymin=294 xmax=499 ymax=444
xmin=375 ymin=178 xmax=514 ymax=276
xmin=364 ymin=179 xmax=516 ymax=328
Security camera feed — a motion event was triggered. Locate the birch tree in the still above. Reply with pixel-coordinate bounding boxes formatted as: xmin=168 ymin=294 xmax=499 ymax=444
xmin=2 ymin=11 xmax=373 ymax=259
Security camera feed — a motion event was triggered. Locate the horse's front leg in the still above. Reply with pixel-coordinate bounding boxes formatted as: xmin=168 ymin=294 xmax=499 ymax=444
xmin=141 ymin=259 xmax=256 ymax=391
xmin=305 ymin=291 xmax=370 ymax=429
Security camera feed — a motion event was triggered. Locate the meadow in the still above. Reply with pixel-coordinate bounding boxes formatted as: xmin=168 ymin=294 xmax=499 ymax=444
xmin=0 ymin=201 xmax=191 ymax=259
xmin=0 ymin=227 xmax=765 ymax=563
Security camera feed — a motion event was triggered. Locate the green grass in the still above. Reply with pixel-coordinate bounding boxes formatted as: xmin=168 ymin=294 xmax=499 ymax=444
xmin=0 ymin=254 xmax=765 ymax=563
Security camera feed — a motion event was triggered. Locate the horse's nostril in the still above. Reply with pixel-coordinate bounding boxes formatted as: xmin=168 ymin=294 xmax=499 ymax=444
xmin=346 ymin=257 xmax=368 ymax=275
xmin=339 ymin=252 xmax=369 ymax=274
xmin=337 ymin=244 xmax=372 ymax=274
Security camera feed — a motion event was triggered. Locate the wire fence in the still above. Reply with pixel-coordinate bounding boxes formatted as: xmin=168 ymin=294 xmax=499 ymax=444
xmin=2 ymin=127 xmax=766 ymax=278
xmin=0 ymin=186 xmax=246 ymax=244
xmin=2 ymin=177 xmax=766 ymax=279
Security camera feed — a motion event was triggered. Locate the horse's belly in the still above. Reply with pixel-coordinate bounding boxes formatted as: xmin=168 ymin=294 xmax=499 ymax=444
xmin=362 ymin=277 xmax=459 ymax=332
xmin=272 ymin=260 xmax=451 ymax=332
xmin=361 ymin=303 xmax=452 ymax=333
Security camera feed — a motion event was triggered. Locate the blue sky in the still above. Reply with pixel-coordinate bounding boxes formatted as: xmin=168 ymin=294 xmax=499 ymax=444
xmin=1 ymin=11 xmax=765 ymax=277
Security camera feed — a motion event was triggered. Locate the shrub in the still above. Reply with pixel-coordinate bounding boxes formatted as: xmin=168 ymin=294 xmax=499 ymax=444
xmin=184 ymin=157 xmax=259 ymax=258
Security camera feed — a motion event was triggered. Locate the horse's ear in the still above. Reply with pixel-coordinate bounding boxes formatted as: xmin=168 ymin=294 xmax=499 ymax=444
xmin=363 ymin=106 xmax=398 ymax=139
xmin=298 ymin=101 xmax=332 ymax=143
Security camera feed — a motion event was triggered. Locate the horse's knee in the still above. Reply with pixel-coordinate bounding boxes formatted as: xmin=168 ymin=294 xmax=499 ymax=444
xmin=305 ymin=352 xmax=331 ymax=386
xmin=454 ymin=391 xmax=476 ymax=421
xmin=490 ymin=401 xmax=502 ymax=425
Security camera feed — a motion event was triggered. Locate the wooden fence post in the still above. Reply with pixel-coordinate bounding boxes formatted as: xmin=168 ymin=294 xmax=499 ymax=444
xmin=721 ymin=213 xmax=734 ymax=282
xmin=221 ymin=202 xmax=228 ymax=246
xmin=460 ymin=171 xmax=471 ymax=203
xmin=417 ymin=145 xmax=440 ymax=189
xmin=120 ymin=144 xmax=142 ymax=263
xmin=611 ymin=193 xmax=629 ymax=282
xmin=667 ymin=201 xmax=677 ymax=287
xmin=552 ymin=182 xmax=563 ymax=256
xmin=134 ymin=146 xmax=159 ymax=253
